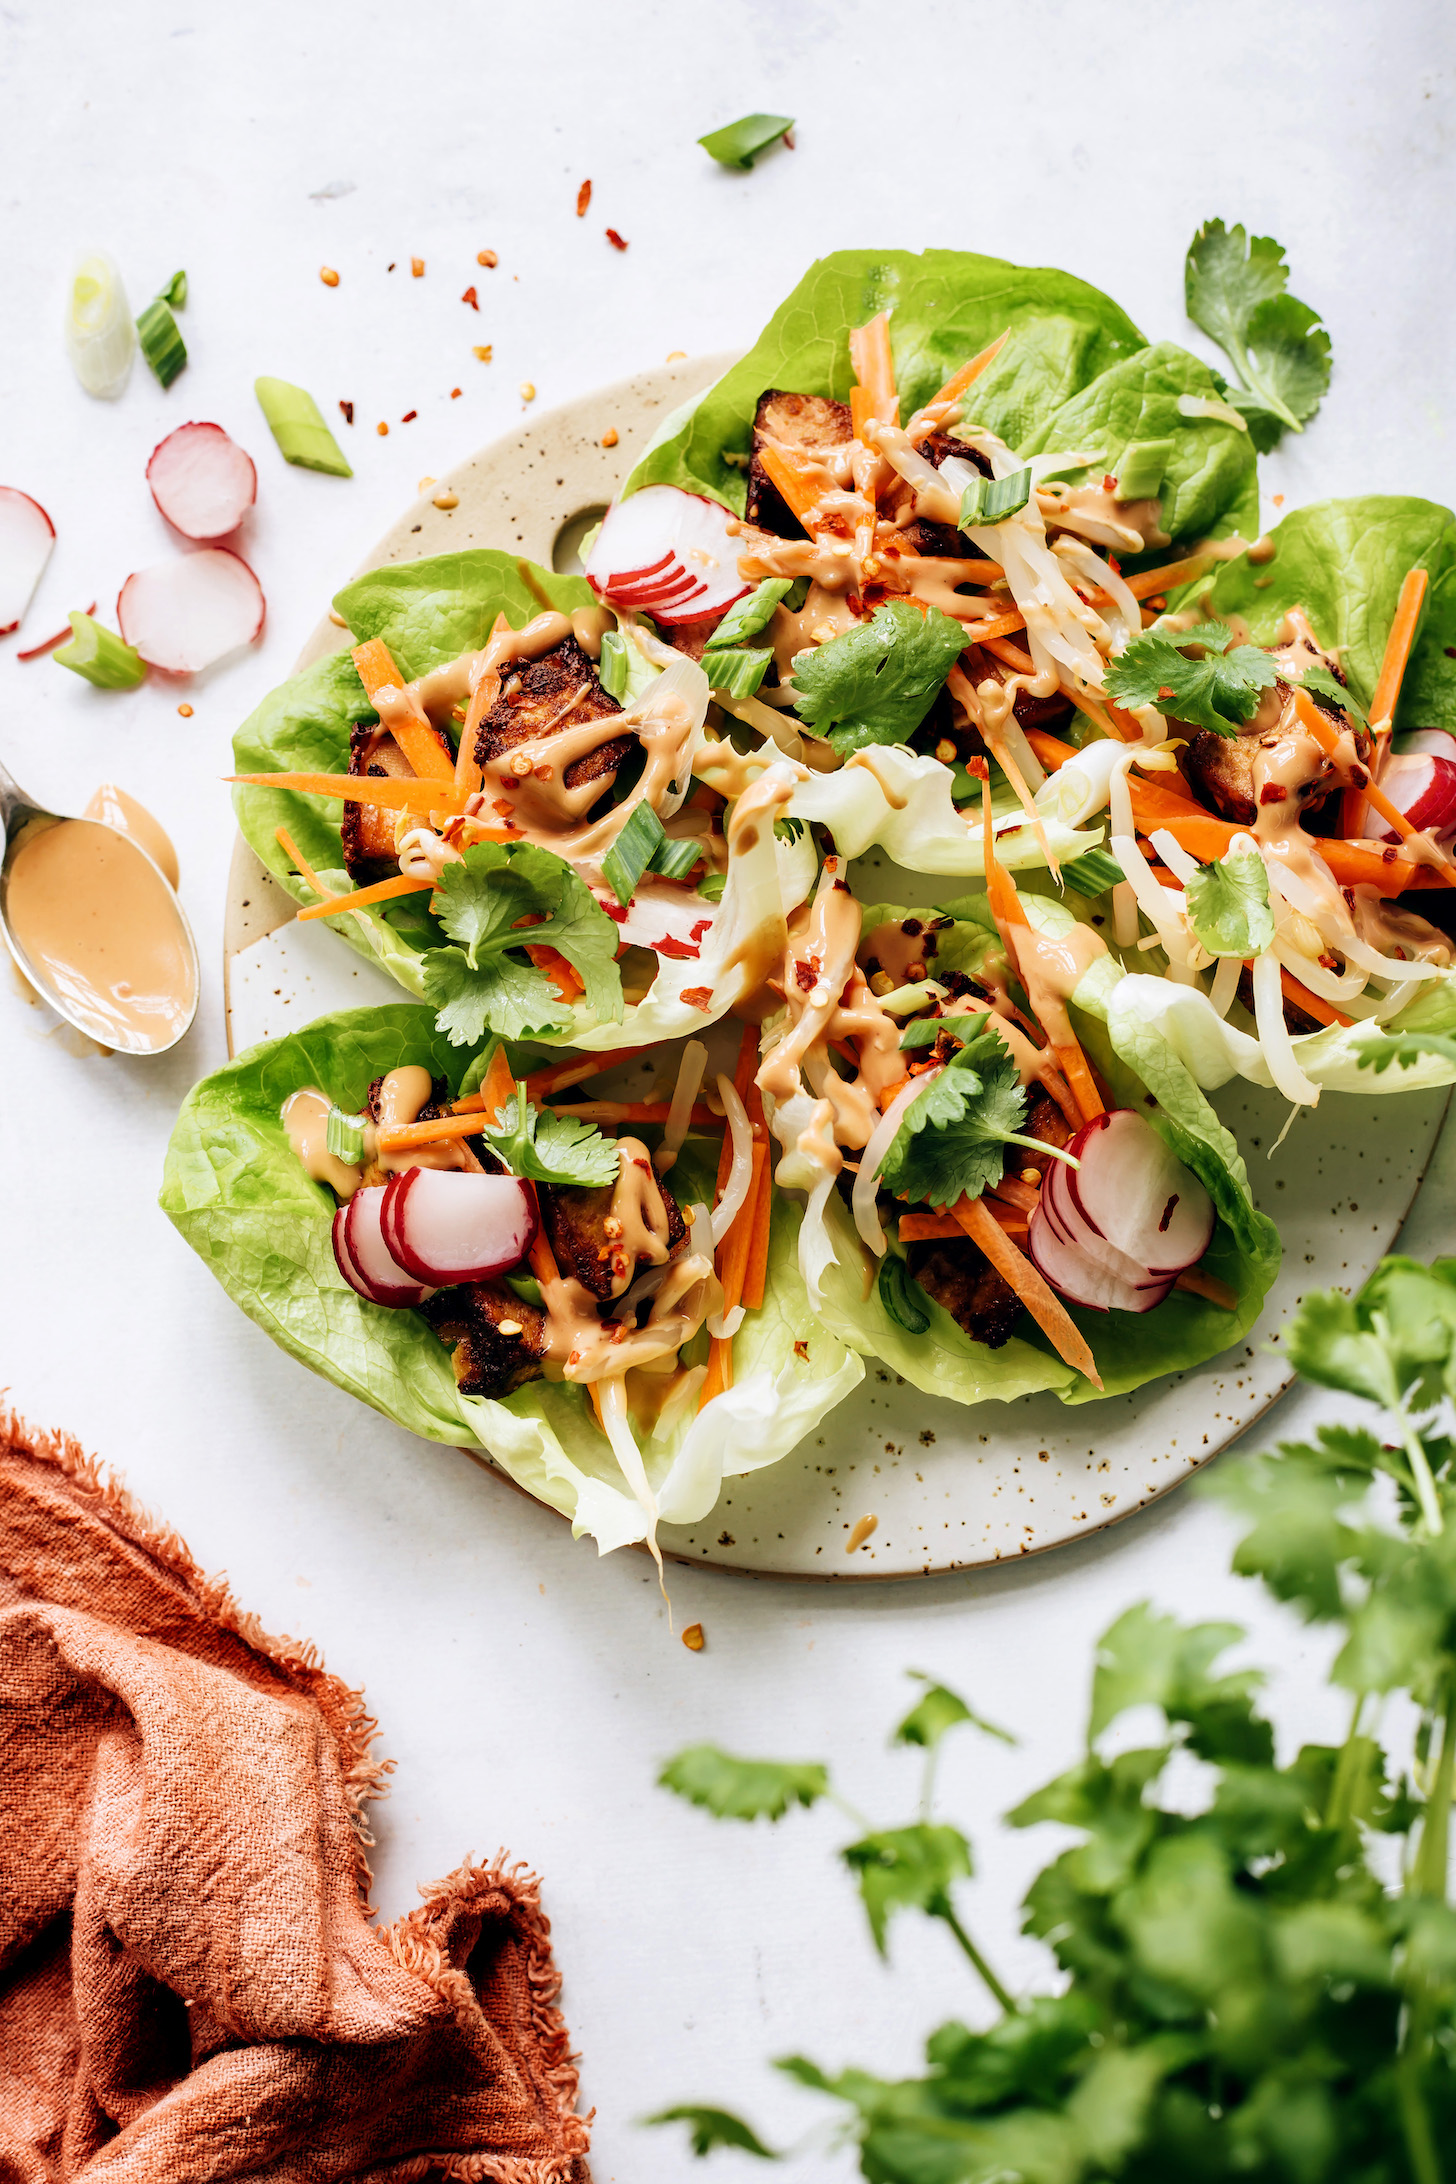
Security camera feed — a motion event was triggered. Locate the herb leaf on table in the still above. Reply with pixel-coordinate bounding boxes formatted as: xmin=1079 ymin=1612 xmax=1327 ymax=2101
xmin=1185 ymin=218 xmax=1333 ymax=448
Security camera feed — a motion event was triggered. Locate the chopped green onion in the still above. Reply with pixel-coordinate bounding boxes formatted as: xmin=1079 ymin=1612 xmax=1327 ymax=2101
xmin=136 ymin=297 xmax=187 ymax=388
xmin=698 ymin=872 xmax=727 ymax=903
xmin=773 ymin=815 xmax=806 ymax=844
xmin=65 ymin=251 xmax=135 ymax=399
xmin=782 ymin=576 xmax=811 ymax=613
xmin=707 ymin=579 xmax=793 ymax=649
xmin=506 ymin=1271 xmax=544 ymax=1307
xmin=697 ymin=113 xmax=795 ymax=170
xmin=958 ymin=467 xmax=1033 ymax=530
xmin=650 ymin=834 xmax=703 ymax=882
xmin=598 ymin=627 xmax=630 ymax=699
xmin=158 ymin=270 xmax=188 ymax=309
xmin=1062 ymin=847 xmax=1124 ymax=897
xmin=702 ymin=646 xmax=771 ymax=699
xmin=602 ymin=800 xmax=669 ymax=905
xmin=325 ymin=1107 xmax=368 ymax=1161
xmin=52 ymin=612 xmax=146 ymax=689
xmin=900 ymin=1018 xmax=953 ymax=1051
xmin=1114 ymin=438 xmax=1173 ymax=500
xmin=254 ymin=376 xmax=353 ymax=477
xmin=878 ymin=1252 xmax=930 ymax=1335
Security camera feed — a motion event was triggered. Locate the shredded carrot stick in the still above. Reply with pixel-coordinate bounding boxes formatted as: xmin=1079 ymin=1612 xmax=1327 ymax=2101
xmin=274 ymin=825 xmax=327 ymax=900
xmin=849 ymin=384 xmax=877 ymax=445
xmin=1025 ymin=729 xmax=1080 ymax=772
xmin=528 ymin=1216 xmax=560 ymax=1291
xmin=351 ymin=638 xmax=458 ymax=784
xmin=298 ymin=873 xmax=435 ymax=922
xmin=848 ymin=312 xmax=898 ymax=427
xmin=741 ymin=1149 xmax=774 ymax=1311
xmin=980 ymin=771 xmax=1103 ymax=1122
xmin=477 ymin=1043 xmax=519 ymax=1124
xmin=701 ymin=1137 xmax=768 ymax=1406
xmin=517 ymin=1049 xmax=650 ymax=1105
xmin=1370 ymin=566 xmax=1428 ymax=729
xmin=897 ymin=1210 xmax=964 ymax=1242
xmin=1175 ymin=1266 xmax=1237 ymax=1310
xmin=909 ymin=331 xmax=1010 ymax=440
xmin=524 ymin=943 xmax=585 ymax=1001
xmin=230 ymin=771 xmax=471 ymax=817
xmin=962 ymin=608 xmax=1029 ymax=645
xmin=1144 ymin=810 xmax=1436 ymax=898
xmin=1122 ymin=553 xmax=1217 ymax=603
xmin=540 ymin=1100 xmax=719 ymax=1126
xmin=1274 ymin=964 xmax=1352 ymax=1029
xmin=1293 ymin=688 xmax=1456 ymax=887
xmin=1127 ymin=777 xmax=1209 ymax=828
xmin=757 ymin=441 xmax=829 ymax=527
xmin=952 ymin=1193 xmax=1102 ymax=1387
xmin=377 ymin=1111 xmax=484 ymax=1154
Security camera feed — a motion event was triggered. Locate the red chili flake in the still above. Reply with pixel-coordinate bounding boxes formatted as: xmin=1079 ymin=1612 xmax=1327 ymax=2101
xmin=461 ymin=286 xmax=479 ymax=310
xmin=401 ymin=410 xmax=417 ymax=423
xmin=577 ymin=179 xmax=592 ymax=216
xmin=794 ymin=959 xmax=817 ymax=991
xmin=1350 ymin=763 xmax=1369 ymax=786
xmin=450 ymin=386 xmax=462 ymax=398
xmin=655 ymin=936 xmax=701 ymax=959
xmin=1157 ymin=685 xmax=1176 ymax=700
xmin=493 ymin=798 xmax=514 ymax=818
xmin=599 ymin=900 xmax=629 ymax=923
xmin=605 ymin=228 xmax=628 ymax=252
xmin=1383 ymin=846 xmax=1398 ymax=863
xmin=338 ymin=399 xmax=354 ymax=425
xmin=1259 ymin=784 xmax=1288 ymax=804
xmin=1108 ymin=555 xmax=1122 ymax=573
xmin=964 ymin=755 xmax=990 ymax=780
xmin=689 ymin=918 xmax=712 ymax=944
xmin=1102 ymin=474 xmax=1118 ymax=493
xmin=681 ymin=985 xmax=713 ymax=1011
xmin=845 ymin=591 xmax=864 ymax=618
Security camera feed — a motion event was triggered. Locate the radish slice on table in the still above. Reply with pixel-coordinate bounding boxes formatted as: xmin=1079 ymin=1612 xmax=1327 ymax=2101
xmin=585 ymin=484 xmax=749 ymax=628
xmin=1028 ymin=1196 xmax=1174 ymax=1315
xmin=1066 ymin=1108 xmax=1214 ymax=1275
xmin=336 ymin=1189 xmax=435 ymax=1307
xmin=117 ymin=548 xmax=265 ymax=673
xmin=147 ymin=423 xmax=258 ymax=540
xmin=0 ymin=489 xmax=56 ymax=635
xmin=1362 ymin=752 xmax=1456 ymax=842
xmin=381 ymin=1166 xmax=537 ymax=1285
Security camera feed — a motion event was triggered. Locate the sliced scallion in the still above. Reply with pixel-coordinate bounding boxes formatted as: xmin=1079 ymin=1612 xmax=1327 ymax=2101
xmin=506 ymin=1271 xmax=544 ymax=1307
xmin=52 ymin=612 xmax=146 ymax=689
xmin=707 ymin=578 xmax=792 ymax=649
xmin=254 ymin=376 xmax=353 ymax=477
xmin=878 ymin=1252 xmax=930 ymax=1335
xmin=325 ymin=1106 xmax=368 ymax=1161
xmin=703 ymin=646 xmax=771 ymax=699
xmin=158 ymin=269 xmax=188 ymax=309
xmin=697 ymin=113 xmax=795 ymax=170
xmin=598 ymin=627 xmax=630 ymax=699
xmin=900 ymin=1018 xmax=953 ymax=1051
xmin=698 ymin=872 xmax=727 ymax=903
xmin=1062 ymin=847 xmax=1124 ymax=897
xmin=602 ymin=800 xmax=669 ymax=905
xmin=65 ymin=251 xmax=135 ymax=399
xmin=137 ymin=297 xmax=187 ymax=388
xmin=1114 ymin=438 xmax=1173 ymax=500
xmin=650 ymin=834 xmax=703 ymax=882
xmin=958 ymin=467 xmax=1033 ymax=530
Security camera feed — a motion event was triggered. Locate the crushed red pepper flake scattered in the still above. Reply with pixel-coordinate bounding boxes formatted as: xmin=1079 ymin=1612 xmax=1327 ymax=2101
xmin=177 ymin=703 xmax=194 ymax=718
xmin=411 ymin=256 xmax=425 ymax=278
xmin=473 ymin=345 xmax=493 ymax=363
xmin=450 ymin=386 xmax=462 ymax=398
xmin=376 ymin=421 xmax=389 ymax=437
xmin=319 ymin=267 xmax=339 ymax=287
xmin=387 ymin=262 xmax=396 ymax=272
xmin=576 ymin=180 xmax=592 ymax=217
xmin=461 ymin=286 xmax=479 ymax=310
xmin=605 ymin=228 xmax=628 ymax=252
xmin=601 ymin=427 xmax=618 ymax=448
xmin=401 ymin=410 xmax=417 ymax=423
xmin=478 ymin=249 xmax=497 ymax=268
xmin=338 ymin=399 xmax=354 ymax=425
xmin=681 ymin=1623 xmax=705 ymax=1652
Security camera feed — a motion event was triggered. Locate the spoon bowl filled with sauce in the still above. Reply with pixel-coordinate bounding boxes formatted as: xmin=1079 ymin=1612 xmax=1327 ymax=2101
xmin=0 ymin=762 xmax=199 ymax=1055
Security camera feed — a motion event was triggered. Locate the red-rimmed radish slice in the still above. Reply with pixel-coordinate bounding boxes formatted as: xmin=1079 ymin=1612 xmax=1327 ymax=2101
xmin=585 ymin=483 xmax=749 ymax=628
xmin=1043 ymin=1157 xmax=1157 ymax=1288
xmin=1027 ymin=1196 xmax=1174 ymax=1314
xmin=147 ymin=422 xmax=258 ymax=541
xmin=380 ymin=1166 xmax=537 ymax=1286
xmin=117 ymin=548 xmax=265 ymax=674
xmin=1362 ymin=752 xmax=1456 ymax=842
xmin=19 ymin=601 xmax=96 ymax=661
xmin=0 ymin=488 xmax=56 ymax=636
xmin=337 ymin=1187 xmax=435 ymax=1307
xmin=1065 ymin=1108 xmax=1213 ymax=1275
xmin=1395 ymin=729 xmax=1456 ymax=763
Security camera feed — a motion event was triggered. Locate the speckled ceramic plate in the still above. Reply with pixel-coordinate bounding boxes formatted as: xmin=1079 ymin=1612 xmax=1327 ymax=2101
xmin=223 ymin=361 xmax=1450 ymax=1579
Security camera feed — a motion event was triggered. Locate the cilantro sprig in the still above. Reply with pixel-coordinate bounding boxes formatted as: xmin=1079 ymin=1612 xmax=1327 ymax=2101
xmin=1185 ymin=845 xmax=1275 ymax=958
xmin=421 ymin=841 xmax=623 ymax=1045
xmin=791 ymin=600 xmax=967 ymax=759
xmin=478 ymin=1076 xmax=620 ymax=1189
xmin=880 ymin=1030 xmax=1074 ymax=1209
xmin=1107 ymin=620 xmax=1365 ymax=738
xmin=1185 ymin=218 xmax=1332 ymax=451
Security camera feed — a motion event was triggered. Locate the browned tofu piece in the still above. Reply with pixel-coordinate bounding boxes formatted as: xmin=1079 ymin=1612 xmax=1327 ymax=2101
xmin=906 ymin=1238 xmax=1022 ymax=1349
xmin=746 ymin=390 xmax=854 ymax=538
xmin=342 ymin=717 xmax=454 ymax=885
xmin=422 ymin=1283 xmax=547 ymax=1400
xmin=1014 ymin=1091 xmax=1075 ymax=1177
xmin=898 ymin=434 xmax=996 ymax=559
xmin=541 ymin=1168 xmax=688 ymax=1302
xmin=474 ymin=634 xmax=631 ymax=795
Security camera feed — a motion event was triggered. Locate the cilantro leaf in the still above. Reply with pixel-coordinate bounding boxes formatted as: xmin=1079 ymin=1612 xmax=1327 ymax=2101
xmin=421 ymin=842 xmax=623 ymax=1045
xmin=697 ymin=113 xmax=794 ymax=170
xmin=841 ymin=1824 xmax=972 ymax=1955
xmin=1295 ymin=662 xmax=1367 ymax=723
xmin=1104 ymin=620 xmax=1279 ymax=736
xmin=879 ymin=1044 xmax=1042 ymax=1209
xmin=658 ymin=1744 xmax=828 ymax=1822
xmin=646 ymin=2107 xmax=780 ymax=2160
xmin=1185 ymin=848 xmax=1274 ymax=958
xmin=1359 ymin=1028 xmax=1456 ymax=1077
xmin=480 ymin=1081 xmax=620 ymax=1188
xmin=894 ymin=1672 xmax=1013 ymax=1752
xmin=1185 ymin=219 xmax=1331 ymax=442
xmin=791 ymin=600 xmax=967 ymax=759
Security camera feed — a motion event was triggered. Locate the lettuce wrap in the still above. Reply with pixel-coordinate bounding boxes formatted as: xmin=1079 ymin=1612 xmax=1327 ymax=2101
xmin=159 ymin=1006 xmax=861 ymax=1553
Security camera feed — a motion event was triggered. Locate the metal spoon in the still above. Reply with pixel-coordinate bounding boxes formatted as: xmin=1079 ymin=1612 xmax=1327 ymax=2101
xmin=0 ymin=759 xmax=199 ymax=1055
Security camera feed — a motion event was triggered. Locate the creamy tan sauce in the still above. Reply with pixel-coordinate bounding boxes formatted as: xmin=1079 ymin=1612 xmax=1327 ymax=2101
xmin=6 ymin=817 xmax=195 ymax=1052
xmin=1008 ymin=920 xmax=1107 ymax=1055
xmin=374 ymin=1064 xmax=474 ymax=1172
xmin=83 ymin=784 xmax=179 ymax=889
xmin=283 ymin=1087 xmax=366 ymax=1197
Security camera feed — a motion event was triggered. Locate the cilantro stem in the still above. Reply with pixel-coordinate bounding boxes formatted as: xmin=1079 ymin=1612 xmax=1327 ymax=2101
xmin=1001 ymin=1132 xmax=1080 ymax=1171
xmin=1324 ymin=1693 xmax=1366 ymax=1833
xmin=828 ymin=1790 xmax=873 ymax=1834
xmin=1399 ymin=1414 xmax=1445 ymax=1537
xmin=1395 ymin=2034 xmax=1442 ymax=2184
xmin=939 ymin=1904 xmax=1017 ymax=2016
xmin=1415 ymin=1681 xmax=1456 ymax=1903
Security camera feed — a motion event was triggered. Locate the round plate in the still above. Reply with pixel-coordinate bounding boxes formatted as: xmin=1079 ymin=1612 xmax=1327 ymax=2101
xmin=223 ymin=362 xmax=1450 ymax=1579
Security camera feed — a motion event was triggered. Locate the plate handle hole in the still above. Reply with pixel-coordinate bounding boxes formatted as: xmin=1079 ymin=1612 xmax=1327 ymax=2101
xmin=552 ymin=504 xmax=609 ymax=576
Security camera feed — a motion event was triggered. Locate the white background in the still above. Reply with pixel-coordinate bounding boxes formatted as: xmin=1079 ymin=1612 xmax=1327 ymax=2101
xmin=2 ymin=4 xmax=1454 ymax=2176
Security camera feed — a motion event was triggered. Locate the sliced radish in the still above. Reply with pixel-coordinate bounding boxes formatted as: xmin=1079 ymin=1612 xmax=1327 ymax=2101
xmin=0 ymin=488 xmax=56 ymax=636
xmin=1027 ymin=1197 xmax=1174 ymax=1314
xmin=147 ymin=422 xmax=258 ymax=541
xmin=117 ymin=548 xmax=265 ymax=674
xmin=1362 ymin=752 xmax=1456 ymax=842
xmin=1043 ymin=1157 xmax=1163 ymax=1289
xmin=1066 ymin=1109 xmax=1214 ymax=1275
xmin=337 ymin=1187 xmax=435 ymax=1307
xmin=381 ymin=1166 xmax=537 ymax=1285
xmin=1394 ymin=729 xmax=1456 ymax=763
xmin=585 ymin=484 xmax=749 ymax=628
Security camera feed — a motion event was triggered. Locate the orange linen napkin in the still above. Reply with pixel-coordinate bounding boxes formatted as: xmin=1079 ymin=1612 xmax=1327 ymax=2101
xmin=0 ymin=1409 xmax=591 ymax=2183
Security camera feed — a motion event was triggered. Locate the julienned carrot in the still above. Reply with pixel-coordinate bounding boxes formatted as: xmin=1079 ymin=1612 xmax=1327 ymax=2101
xmin=456 ymin=612 xmax=508 ymax=795
xmin=1127 ymin=777 xmax=1208 ymax=829
xmin=897 ymin=1210 xmax=964 ymax=1242
xmin=518 ymin=1048 xmax=651 ymax=1104
xmin=352 ymin=637 xmax=457 ymax=785
xmin=1273 ymin=965 xmax=1352 ymax=1030
xmin=528 ymin=1218 xmax=560 ymax=1291
xmin=848 ymin=312 xmax=898 ymax=426
xmin=1025 ymin=729 xmax=1079 ymax=772
xmin=376 ymin=1111 xmax=484 ymax=1154
xmin=524 ymin=943 xmax=585 ymax=1001
xmin=963 ymin=609 xmax=1029 ymax=646
xmin=701 ymin=1137 xmax=768 ymax=1406
xmin=1145 ymin=810 xmax=1437 ymax=897
xmin=909 ymin=331 xmax=1009 ymax=440
xmin=231 ymin=771 xmax=471 ymax=817
xmin=757 ymin=441 xmax=828 ymax=528
xmin=274 ymin=825 xmax=327 ymax=901
xmin=539 ymin=1100 xmax=720 ymax=1126
xmin=1370 ymin=566 xmax=1429 ymax=729
xmin=1293 ymin=688 xmax=1456 ymax=888
xmin=298 ymin=873 xmax=435 ymax=922
xmin=1122 ymin=553 xmax=1216 ymax=603
xmin=477 ymin=1043 xmax=518 ymax=1124
xmin=1175 ymin=1267 xmax=1238 ymax=1310
xmin=952 ymin=1194 xmax=1102 ymax=1388
xmin=741 ymin=1150 xmax=774 ymax=1311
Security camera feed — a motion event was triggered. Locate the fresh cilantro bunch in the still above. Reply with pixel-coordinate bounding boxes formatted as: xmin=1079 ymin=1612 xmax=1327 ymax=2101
xmin=1186 ymin=219 xmax=1333 ymax=452
xmin=478 ymin=1075 xmax=620 ymax=1188
xmin=421 ymin=841 xmax=623 ymax=1045
xmin=791 ymin=600 xmax=967 ymax=759
xmin=879 ymin=1027 xmax=1066 ymax=1208
xmin=1107 ymin=620 xmax=1364 ymax=738
xmin=653 ymin=1255 xmax=1456 ymax=2181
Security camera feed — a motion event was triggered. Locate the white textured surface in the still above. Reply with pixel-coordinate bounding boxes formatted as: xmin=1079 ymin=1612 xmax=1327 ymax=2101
xmin=1 ymin=3 xmax=1454 ymax=2176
